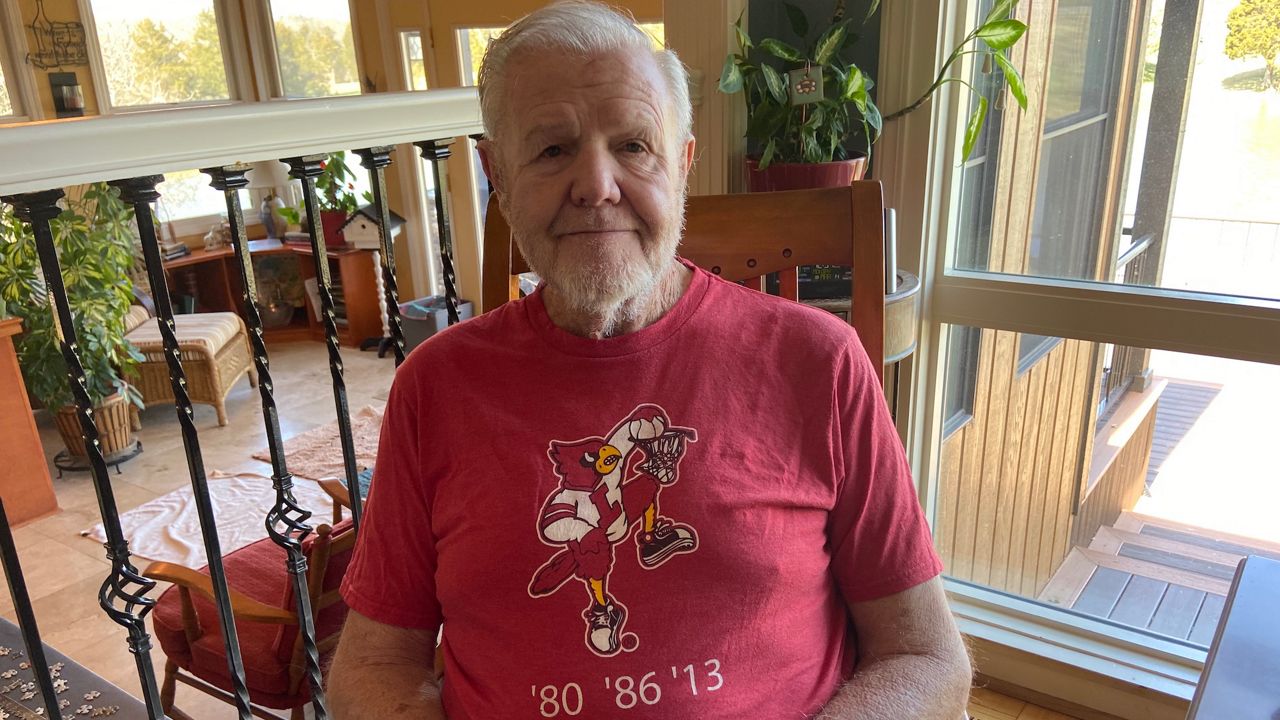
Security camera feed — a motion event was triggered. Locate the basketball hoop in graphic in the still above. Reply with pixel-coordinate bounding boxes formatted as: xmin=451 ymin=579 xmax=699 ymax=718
xmin=635 ymin=428 xmax=697 ymax=485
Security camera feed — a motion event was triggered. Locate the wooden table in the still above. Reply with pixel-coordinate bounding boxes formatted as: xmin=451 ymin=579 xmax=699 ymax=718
xmin=1187 ymin=555 xmax=1280 ymax=718
xmin=0 ymin=318 xmax=57 ymax=526
xmin=162 ymin=243 xmax=382 ymax=348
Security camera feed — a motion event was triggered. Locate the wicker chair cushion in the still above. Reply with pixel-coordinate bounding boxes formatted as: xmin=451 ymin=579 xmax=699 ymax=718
xmin=125 ymin=312 xmax=243 ymax=356
xmin=124 ymin=304 xmax=151 ymax=333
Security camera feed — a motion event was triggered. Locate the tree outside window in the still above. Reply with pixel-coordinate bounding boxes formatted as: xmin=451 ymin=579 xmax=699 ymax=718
xmin=0 ymin=63 xmax=12 ymax=116
xmin=1224 ymin=0 xmax=1280 ymax=90
xmin=270 ymin=0 xmax=360 ymax=98
xmin=90 ymin=0 xmax=230 ymax=107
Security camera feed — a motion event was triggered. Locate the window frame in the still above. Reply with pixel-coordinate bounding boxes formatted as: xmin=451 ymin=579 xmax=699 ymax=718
xmin=877 ymin=0 xmax=1280 ymax=711
xmin=255 ymin=0 xmax=366 ymax=101
xmin=0 ymin=0 xmax=40 ymax=121
xmin=78 ymin=0 xmax=244 ymax=114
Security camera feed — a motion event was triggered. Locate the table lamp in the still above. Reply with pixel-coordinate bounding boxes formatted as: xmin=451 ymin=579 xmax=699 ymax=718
xmin=246 ymin=160 xmax=291 ymax=239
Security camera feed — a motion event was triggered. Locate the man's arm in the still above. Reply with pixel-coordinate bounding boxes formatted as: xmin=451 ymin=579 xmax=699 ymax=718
xmin=817 ymin=577 xmax=971 ymax=719
xmin=327 ymin=610 xmax=447 ymax=719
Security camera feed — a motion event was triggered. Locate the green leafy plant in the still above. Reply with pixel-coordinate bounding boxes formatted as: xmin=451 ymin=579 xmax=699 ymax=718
xmin=278 ymin=151 xmax=373 ymax=226
xmin=719 ymin=0 xmax=1029 ymax=169
xmin=0 ymin=184 xmax=144 ymax=411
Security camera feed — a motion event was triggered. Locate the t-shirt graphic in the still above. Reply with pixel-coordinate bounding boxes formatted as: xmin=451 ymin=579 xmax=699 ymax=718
xmin=528 ymin=403 xmax=699 ymax=657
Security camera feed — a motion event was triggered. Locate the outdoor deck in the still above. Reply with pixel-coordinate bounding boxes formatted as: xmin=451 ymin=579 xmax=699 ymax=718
xmin=1041 ymin=511 xmax=1280 ymax=643
xmin=1042 ymin=359 xmax=1280 ymax=641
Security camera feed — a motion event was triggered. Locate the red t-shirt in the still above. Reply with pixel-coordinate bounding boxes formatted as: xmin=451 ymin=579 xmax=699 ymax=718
xmin=340 ymin=260 xmax=942 ymax=719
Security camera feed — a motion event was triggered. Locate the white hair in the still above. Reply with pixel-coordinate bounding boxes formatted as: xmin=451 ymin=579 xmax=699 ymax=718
xmin=477 ymin=1 xmax=693 ymax=148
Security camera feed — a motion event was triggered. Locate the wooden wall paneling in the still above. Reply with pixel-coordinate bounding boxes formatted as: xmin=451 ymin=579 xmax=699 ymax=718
xmin=1020 ymin=344 xmax=1064 ymax=596
xmin=1054 ymin=341 xmax=1103 ymax=567
xmin=1090 ymin=0 xmax=1150 ymax=282
xmin=937 ymin=432 xmax=964 ymax=570
xmin=1036 ymin=341 xmax=1072 ymax=594
xmin=973 ymin=329 xmax=1017 ymax=586
xmin=952 ymin=328 xmax=998 ymax=580
xmin=1008 ymin=350 xmax=1048 ymax=592
xmin=1070 ymin=389 xmax=1157 ymax=548
xmin=1049 ymin=338 xmax=1090 ymax=579
xmin=997 ymin=0 xmax=1058 ymax=275
xmin=984 ymin=0 xmax=1029 ymax=269
xmin=989 ymin=334 xmax=1032 ymax=591
xmin=1037 ymin=341 xmax=1083 ymax=592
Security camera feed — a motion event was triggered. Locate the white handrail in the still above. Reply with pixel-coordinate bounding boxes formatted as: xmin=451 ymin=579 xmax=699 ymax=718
xmin=0 ymin=90 xmax=483 ymax=196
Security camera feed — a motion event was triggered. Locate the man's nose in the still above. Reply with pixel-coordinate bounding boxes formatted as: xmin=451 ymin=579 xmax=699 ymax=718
xmin=570 ymin=146 xmax=622 ymax=207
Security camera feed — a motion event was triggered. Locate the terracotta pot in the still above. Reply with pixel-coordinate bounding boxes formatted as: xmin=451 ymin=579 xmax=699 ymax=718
xmin=318 ymin=210 xmax=348 ymax=248
xmin=54 ymin=393 xmax=136 ymax=459
xmin=745 ymin=155 xmax=868 ymax=192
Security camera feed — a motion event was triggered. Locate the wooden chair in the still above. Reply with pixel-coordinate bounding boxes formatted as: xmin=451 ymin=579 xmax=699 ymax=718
xmin=144 ymin=520 xmax=357 ymax=720
xmin=481 ymin=181 xmax=887 ymax=382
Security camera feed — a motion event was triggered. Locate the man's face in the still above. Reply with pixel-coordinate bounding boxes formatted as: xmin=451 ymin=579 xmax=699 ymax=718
xmin=480 ymin=46 xmax=695 ymax=313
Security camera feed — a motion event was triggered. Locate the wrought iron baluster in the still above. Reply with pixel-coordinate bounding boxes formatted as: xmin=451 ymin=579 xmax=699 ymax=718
xmin=0 ymin=189 xmax=166 ymax=720
xmin=110 ymin=176 xmax=255 ymax=720
xmin=282 ymin=155 xmax=363 ymax=538
xmin=203 ymin=164 xmax=330 ymax=720
xmin=414 ymin=139 xmax=461 ymax=325
xmin=353 ymin=146 xmax=406 ymax=367
xmin=0 ymin=499 xmax=62 ymax=720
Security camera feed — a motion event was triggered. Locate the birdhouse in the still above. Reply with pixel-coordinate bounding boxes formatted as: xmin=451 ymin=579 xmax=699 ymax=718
xmin=340 ymin=204 xmax=406 ymax=250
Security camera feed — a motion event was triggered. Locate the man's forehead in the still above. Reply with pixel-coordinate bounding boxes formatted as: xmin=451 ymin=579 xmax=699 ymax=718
xmin=499 ymin=46 xmax=671 ymax=135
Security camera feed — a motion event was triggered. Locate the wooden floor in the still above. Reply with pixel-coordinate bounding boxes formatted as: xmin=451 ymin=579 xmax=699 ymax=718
xmin=968 ymin=687 xmax=1079 ymax=719
xmin=1042 ymin=510 xmax=1280 ymax=642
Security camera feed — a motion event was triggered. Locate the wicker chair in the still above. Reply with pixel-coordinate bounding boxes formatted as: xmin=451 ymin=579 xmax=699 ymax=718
xmin=124 ymin=304 xmax=257 ymax=426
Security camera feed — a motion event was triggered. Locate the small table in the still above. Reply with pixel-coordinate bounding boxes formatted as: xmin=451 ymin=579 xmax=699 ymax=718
xmin=1187 ymin=555 xmax=1280 ymax=718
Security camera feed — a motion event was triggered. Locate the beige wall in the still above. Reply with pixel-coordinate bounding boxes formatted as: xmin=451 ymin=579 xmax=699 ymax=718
xmin=16 ymin=0 xmax=101 ymax=118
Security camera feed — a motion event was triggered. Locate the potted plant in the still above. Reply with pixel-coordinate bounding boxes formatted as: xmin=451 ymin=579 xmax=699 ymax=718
xmin=720 ymin=0 xmax=1028 ymax=191
xmin=279 ymin=151 xmax=370 ymax=245
xmin=0 ymin=183 xmax=145 ymax=459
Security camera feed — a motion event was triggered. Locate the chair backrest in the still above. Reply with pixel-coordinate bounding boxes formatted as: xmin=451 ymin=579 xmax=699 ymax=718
xmin=282 ymin=519 xmax=357 ymax=692
xmin=481 ymin=181 xmax=887 ymax=382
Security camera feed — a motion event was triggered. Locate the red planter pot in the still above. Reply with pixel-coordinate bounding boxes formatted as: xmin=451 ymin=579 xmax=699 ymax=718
xmin=745 ymin=155 xmax=868 ymax=192
xmin=318 ymin=210 xmax=349 ymax=248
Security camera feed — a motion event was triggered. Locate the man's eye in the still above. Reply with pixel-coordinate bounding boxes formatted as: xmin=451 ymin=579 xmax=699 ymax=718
xmin=623 ymin=141 xmax=646 ymax=154
xmin=541 ymin=146 xmax=563 ymax=158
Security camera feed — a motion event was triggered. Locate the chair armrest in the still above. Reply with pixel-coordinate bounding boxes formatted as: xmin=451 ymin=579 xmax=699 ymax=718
xmin=318 ymin=478 xmax=352 ymax=509
xmin=144 ymin=561 xmax=298 ymax=625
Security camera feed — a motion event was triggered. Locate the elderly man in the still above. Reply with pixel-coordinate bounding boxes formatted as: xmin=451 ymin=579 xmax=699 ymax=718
xmin=328 ymin=2 xmax=971 ymax=717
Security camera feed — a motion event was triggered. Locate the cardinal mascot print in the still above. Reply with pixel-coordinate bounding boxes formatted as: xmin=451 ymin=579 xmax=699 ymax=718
xmin=529 ymin=403 xmax=699 ymax=657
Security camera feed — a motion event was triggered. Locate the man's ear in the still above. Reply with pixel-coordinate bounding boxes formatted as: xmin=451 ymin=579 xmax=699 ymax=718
xmin=477 ymin=139 xmax=505 ymax=195
xmin=681 ymin=137 xmax=696 ymax=178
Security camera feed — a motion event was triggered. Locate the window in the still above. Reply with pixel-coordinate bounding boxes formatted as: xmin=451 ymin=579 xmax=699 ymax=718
xmin=0 ymin=7 xmax=18 ymax=118
xmin=942 ymin=324 xmax=981 ymax=436
xmin=925 ymin=0 xmax=1280 ymax=681
xmin=88 ymin=0 xmax=233 ymax=108
xmin=154 ymin=170 xmax=251 ymax=234
xmin=0 ymin=42 xmax=14 ymax=118
xmin=268 ymin=0 xmax=360 ymax=98
xmin=400 ymin=30 xmax=429 ymax=91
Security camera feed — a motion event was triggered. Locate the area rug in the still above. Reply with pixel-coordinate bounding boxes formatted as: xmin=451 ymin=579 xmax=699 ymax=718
xmin=81 ymin=471 xmax=335 ymax=567
xmin=253 ymin=405 xmax=383 ymax=481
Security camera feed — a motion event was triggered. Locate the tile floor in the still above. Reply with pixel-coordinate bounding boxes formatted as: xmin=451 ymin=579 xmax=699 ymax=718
xmin=4 ymin=341 xmax=395 ymax=718
xmin=2 ymin=341 xmax=1079 ymax=719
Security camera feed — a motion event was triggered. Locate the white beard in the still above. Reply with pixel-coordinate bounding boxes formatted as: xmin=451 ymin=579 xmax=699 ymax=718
xmin=509 ymin=196 xmax=688 ymax=336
